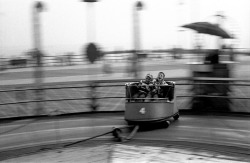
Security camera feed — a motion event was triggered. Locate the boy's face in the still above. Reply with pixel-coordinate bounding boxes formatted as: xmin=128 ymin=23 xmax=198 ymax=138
xmin=145 ymin=75 xmax=152 ymax=83
xmin=158 ymin=73 xmax=164 ymax=81
xmin=146 ymin=76 xmax=151 ymax=83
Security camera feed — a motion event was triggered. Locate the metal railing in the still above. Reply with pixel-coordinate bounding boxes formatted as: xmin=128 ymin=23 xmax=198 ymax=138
xmin=1 ymin=48 xmax=249 ymax=70
xmin=0 ymin=77 xmax=249 ymax=119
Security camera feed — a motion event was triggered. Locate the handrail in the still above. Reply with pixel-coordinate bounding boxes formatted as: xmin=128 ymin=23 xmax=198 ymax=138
xmin=0 ymin=96 xmax=126 ymax=106
xmin=0 ymin=77 xmax=249 ymax=92
xmin=178 ymin=95 xmax=250 ymax=100
xmin=0 ymin=77 xmax=249 ymax=119
xmin=1 ymin=94 xmax=249 ymax=106
xmin=0 ymin=77 xmax=188 ymax=88
xmin=1 ymin=77 xmax=250 ymax=89
xmin=0 ymin=85 xmax=90 ymax=93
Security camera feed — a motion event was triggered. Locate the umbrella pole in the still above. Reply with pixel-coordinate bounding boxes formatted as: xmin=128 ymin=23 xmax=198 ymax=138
xmin=195 ymin=32 xmax=201 ymax=63
xmin=216 ymin=12 xmax=225 ymax=49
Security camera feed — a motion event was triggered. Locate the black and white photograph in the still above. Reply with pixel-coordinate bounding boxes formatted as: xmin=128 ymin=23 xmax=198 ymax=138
xmin=0 ymin=0 xmax=250 ymax=162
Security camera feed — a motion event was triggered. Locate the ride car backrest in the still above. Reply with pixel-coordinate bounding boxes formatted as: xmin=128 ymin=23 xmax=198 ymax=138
xmin=125 ymin=82 xmax=140 ymax=98
xmin=126 ymin=81 xmax=175 ymax=101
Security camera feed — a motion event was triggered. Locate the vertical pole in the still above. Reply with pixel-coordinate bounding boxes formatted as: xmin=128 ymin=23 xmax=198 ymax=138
xmin=82 ymin=0 xmax=98 ymax=44
xmin=33 ymin=1 xmax=44 ymax=115
xmin=216 ymin=11 xmax=225 ymax=49
xmin=0 ymin=1 xmax=2 ymax=67
xmin=86 ymin=2 xmax=96 ymax=43
xmin=132 ymin=1 xmax=143 ymax=78
xmin=132 ymin=7 xmax=138 ymax=78
xmin=176 ymin=0 xmax=183 ymax=49
xmin=82 ymin=0 xmax=99 ymax=111
xmin=134 ymin=5 xmax=141 ymax=53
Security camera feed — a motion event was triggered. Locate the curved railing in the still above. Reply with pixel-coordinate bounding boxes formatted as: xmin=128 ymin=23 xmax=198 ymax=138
xmin=0 ymin=77 xmax=250 ymax=119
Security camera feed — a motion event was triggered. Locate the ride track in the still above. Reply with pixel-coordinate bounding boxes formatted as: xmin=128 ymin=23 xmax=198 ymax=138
xmin=0 ymin=112 xmax=249 ymax=162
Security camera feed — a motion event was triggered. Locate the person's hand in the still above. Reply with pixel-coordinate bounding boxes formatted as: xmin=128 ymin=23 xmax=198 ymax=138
xmin=152 ymin=89 xmax=157 ymax=94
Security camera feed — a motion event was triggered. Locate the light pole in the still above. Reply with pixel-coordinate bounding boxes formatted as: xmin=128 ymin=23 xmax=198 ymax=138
xmin=81 ymin=0 xmax=99 ymax=111
xmin=132 ymin=1 xmax=143 ymax=78
xmin=33 ymin=1 xmax=45 ymax=114
xmin=81 ymin=0 xmax=98 ymax=43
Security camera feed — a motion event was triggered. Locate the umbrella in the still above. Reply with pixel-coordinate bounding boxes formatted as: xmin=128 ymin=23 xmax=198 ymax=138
xmin=181 ymin=22 xmax=232 ymax=39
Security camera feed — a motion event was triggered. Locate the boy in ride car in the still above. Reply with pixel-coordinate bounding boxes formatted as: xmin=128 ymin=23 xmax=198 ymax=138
xmin=152 ymin=72 xmax=168 ymax=99
xmin=136 ymin=74 xmax=155 ymax=101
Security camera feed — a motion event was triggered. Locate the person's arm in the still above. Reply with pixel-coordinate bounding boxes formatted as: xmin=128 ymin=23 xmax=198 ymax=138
xmin=163 ymin=81 xmax=168 ymax=85
xmin=137 ymin=80 xmax=143 ymax=88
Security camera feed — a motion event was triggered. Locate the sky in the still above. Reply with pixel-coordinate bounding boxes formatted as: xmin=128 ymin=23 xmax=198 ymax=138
xmin=0 ymin=0 xmax=250 ymax=57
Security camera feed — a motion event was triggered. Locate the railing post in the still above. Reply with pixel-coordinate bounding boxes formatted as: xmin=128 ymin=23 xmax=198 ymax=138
xmin=15 ymin=87 xmax=27 ymax=115
xmin=89 ymin=82 xmax=98 ymax=111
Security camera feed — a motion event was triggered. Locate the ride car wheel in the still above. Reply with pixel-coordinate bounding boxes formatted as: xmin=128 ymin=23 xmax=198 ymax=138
xmin=164 ymin=121 xmax=170 ymax=128
xmin=173 ymin=113 xmax=179 ymax=120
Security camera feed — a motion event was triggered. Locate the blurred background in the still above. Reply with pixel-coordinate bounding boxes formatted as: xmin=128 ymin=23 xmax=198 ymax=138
xmin=0 ymin=0 xmax=250 ymax=118
xmin=1 ymin=1 xmax=250 ymax=162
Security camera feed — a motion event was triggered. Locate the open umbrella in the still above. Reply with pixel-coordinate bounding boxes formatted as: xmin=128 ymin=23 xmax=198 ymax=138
xmin=181 ymin=22 xmax=232 ymax=39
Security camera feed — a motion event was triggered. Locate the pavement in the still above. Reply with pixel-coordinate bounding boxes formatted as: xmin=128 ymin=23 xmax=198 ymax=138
xmin=3 ymin=143 xmax=249 ymax=163
xmin=0 ymin=114 xmax=249 ymax=162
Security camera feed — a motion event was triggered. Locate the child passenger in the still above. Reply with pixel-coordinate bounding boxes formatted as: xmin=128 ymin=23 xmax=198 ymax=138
xmin=152 ymin=72 xmax=168 ymax=99
xmin=135 ymin=74 xmax=155 ymax=101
